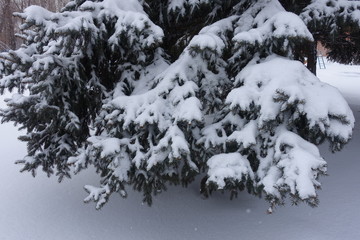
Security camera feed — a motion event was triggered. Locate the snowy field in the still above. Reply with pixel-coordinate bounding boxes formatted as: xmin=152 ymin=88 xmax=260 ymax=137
xmin=0 ymin=61 xmax=359 ymax=240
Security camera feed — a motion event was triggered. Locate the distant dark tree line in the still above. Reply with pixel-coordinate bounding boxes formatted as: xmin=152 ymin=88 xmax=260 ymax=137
xmin=0 ymin=0 xmax=68 ymax=50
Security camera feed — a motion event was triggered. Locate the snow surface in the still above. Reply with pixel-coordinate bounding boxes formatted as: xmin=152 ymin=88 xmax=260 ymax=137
xmin=0 ymin=61 xmax=359 ymax=239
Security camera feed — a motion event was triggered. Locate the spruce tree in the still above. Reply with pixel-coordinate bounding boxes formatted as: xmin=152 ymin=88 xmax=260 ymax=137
xmin=301 ymin=0 xmax=360 ymax=66
xmin=0 ymin=0 xmax=357 ymax=212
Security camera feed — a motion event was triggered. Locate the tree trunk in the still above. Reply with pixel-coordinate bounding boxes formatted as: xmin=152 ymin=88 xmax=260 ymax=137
xmin=306 ymin=40 xmax=317 ymax=76
xmin=3 ymin=1 xmax=16 ymax=49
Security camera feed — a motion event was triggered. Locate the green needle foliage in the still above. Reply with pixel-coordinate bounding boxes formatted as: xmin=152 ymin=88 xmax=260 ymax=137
xmin=0 ymin=0 xmax=357 ymax=212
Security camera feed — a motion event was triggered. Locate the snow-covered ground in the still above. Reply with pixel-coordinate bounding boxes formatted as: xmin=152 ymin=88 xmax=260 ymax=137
xmin=317 ymin=60 xmax=360 ymax=106
xmin=0 ymin=61 xmax=359 ymax=240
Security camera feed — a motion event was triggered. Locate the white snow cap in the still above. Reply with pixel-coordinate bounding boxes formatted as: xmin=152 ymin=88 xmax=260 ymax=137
xmin=228 ymin=55 xmax=354 ymax=139
xmin=207 ymin=153 xmax=254 ymax=189
xmin=233 ymin=11 xmax=314 ymax=46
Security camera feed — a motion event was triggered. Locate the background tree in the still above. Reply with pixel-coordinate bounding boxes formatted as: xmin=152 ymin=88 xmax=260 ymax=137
xmin=279 ymin=0 xmax=360 ymax=74
xmin=0 ymin=0 xmax=357 ymax=212
xmin=301 ymin=0 xmax=360 ymax=68
xmin=0 ymin=0 xmax=17 ymax=49
xmin=0 ymin=0 xmax=68 ymax=51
